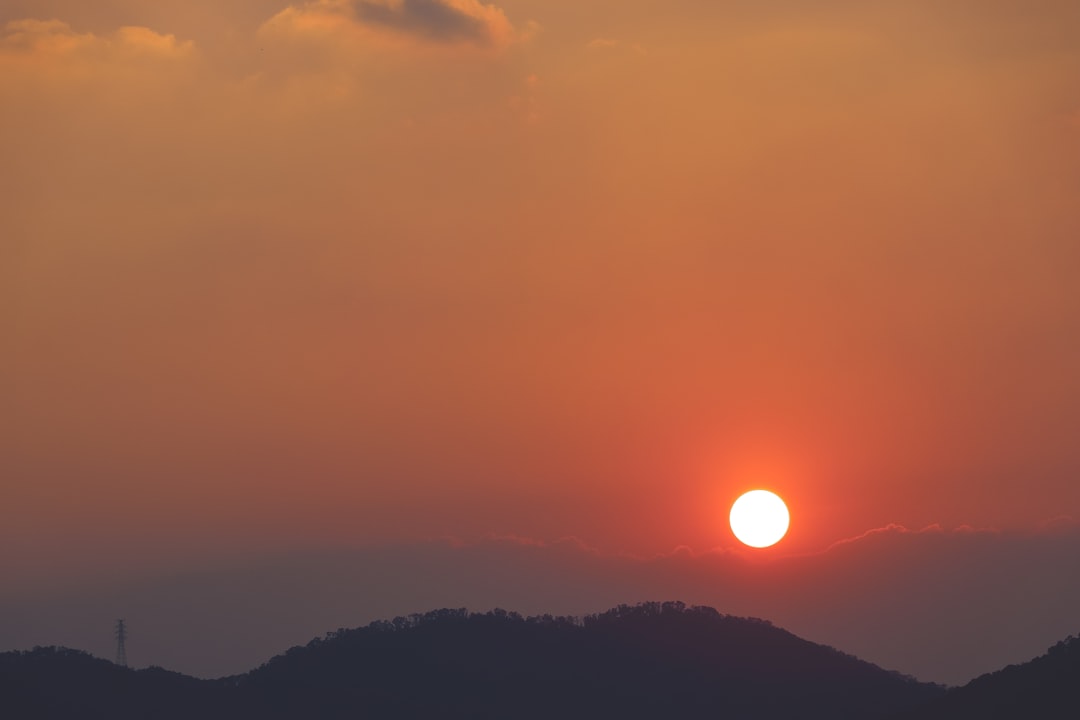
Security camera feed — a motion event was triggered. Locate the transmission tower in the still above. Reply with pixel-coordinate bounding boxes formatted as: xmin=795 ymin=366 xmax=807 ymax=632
xmin=115 ymin=619 xmax=128 ymax=667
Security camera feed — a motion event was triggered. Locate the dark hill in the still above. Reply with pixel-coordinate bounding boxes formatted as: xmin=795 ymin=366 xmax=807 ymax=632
xmin=904 ymin=633 xmax=1080 ymax=719
xmin=0 ymin=646 xmax=237 ymax=720
xmin=2 ymin=601 xmax=942 ymax=719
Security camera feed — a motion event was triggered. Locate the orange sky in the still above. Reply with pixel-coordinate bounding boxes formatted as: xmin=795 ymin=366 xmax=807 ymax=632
xmin=3 ymin=0 xmax=1080 ymax=621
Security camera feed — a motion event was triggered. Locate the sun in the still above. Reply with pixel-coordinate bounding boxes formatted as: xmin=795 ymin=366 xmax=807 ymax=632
xmin=729 ymin=490 xmax=790 ymax=548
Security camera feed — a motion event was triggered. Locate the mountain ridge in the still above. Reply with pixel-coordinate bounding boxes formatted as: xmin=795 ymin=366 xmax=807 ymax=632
xmin=3 ymin=601 xmax=1073 ymax=719
xmin=899 ymin=632 xmax=1080 ymax=719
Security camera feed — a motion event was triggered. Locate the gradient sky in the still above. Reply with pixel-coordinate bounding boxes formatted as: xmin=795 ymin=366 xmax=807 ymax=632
xmin=3 ymin=0 xmax=1080 ymax=685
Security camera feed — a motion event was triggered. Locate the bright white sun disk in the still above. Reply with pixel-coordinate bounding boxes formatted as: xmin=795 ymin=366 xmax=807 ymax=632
xmin=729 ymin=490 xmax=790 ymax=548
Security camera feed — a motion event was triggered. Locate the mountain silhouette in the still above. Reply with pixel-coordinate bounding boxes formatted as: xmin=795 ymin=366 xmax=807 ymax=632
xmin=0 ymin=646 xmax=235 ymax=720
xmin=2 ymin=601 xmax=943 ymax=719
xmin=238 ymin=602 xmax=941 ymax=719
xmin=904 ymin=633 xmax=1079 ymax=719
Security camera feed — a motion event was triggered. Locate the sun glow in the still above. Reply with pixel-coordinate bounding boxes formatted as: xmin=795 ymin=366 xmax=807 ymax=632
xmin=729 ymin=490 xmax=790 ymax=548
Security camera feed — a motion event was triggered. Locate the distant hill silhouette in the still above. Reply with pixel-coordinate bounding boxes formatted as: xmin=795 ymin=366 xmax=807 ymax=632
xmin=0 ymin=646 xmax=235 ymax=720
xmin=904 ymin=633 xmax=1079 ymax=719
xmin=3 ymin=601 xmax=944 ymax=719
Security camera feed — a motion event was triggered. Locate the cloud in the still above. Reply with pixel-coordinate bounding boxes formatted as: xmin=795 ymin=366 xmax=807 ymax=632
xmin=111 ymin=25 xmax=195 ymax=58
xmin=264 ymin=0 xmax=520 ymax=49
xmin=820 ymin=522 xmax=939 ymax=551
xmin=0 ymin=18 xmax=194 ymax=60
xmin=353 ymin=0 xmax=508 ymax=45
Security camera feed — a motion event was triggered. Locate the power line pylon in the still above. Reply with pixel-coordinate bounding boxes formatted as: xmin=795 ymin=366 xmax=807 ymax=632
xmin=115 ymin=619 xmax=128 ymax=667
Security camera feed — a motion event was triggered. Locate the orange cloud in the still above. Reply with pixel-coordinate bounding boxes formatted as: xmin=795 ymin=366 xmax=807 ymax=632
xmin=264 ymin=0 xmax=521 ymax=49
xmin=0 ymin=18 xmax=194 ymax=60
